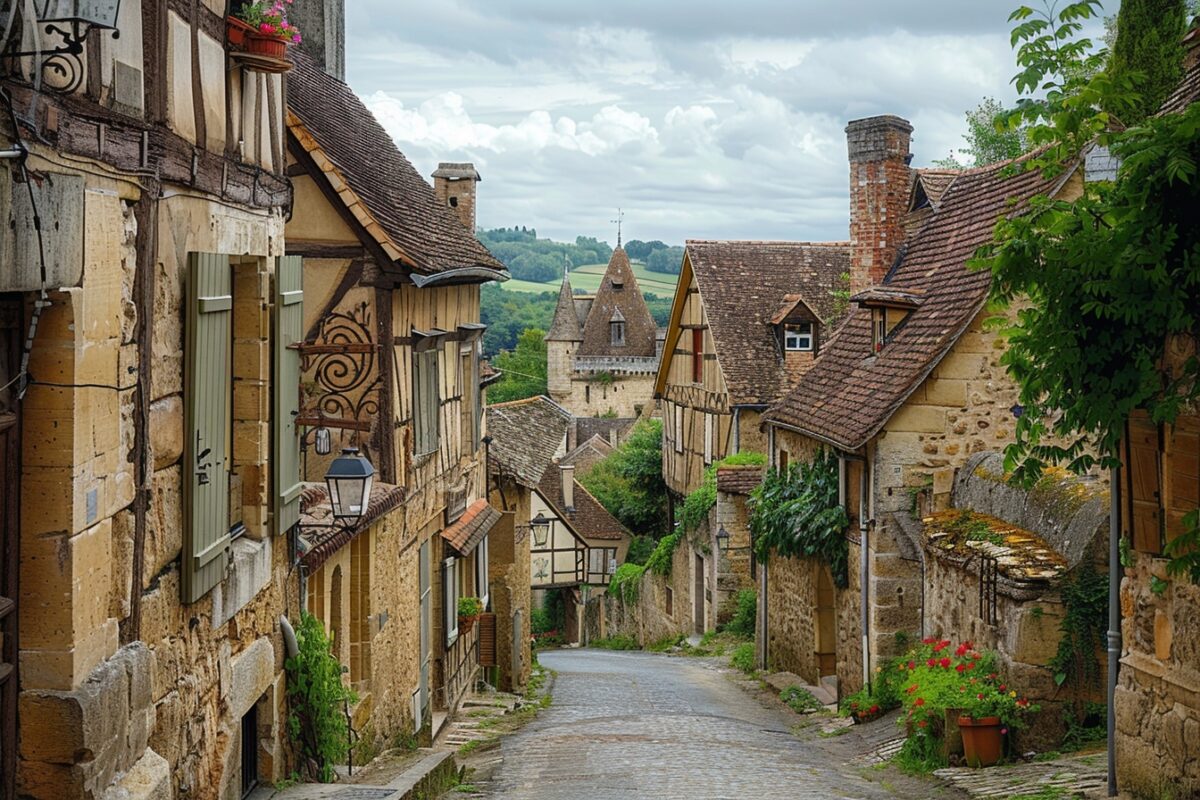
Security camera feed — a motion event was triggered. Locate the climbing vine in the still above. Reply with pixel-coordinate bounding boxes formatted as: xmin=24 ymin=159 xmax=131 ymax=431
xmin=1048 ymin=562 xmax=1108 ymax=711
xmin=748 ymin=450 xmax=850 ymax=587
xmin=608 ymin=562 xmax=645 ymax=603
xmin=286 ymin=613 xmax=356 ymax=782
xmin=677 ymin=451 xmax=767 ymax=534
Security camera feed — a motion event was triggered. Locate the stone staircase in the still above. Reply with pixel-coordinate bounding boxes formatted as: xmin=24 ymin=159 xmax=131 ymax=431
xmin=438 ymin=690 xmax=523 ymax=750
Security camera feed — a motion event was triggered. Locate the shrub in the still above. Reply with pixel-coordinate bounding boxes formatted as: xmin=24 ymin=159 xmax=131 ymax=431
xmin=644 ymin=532 xmax=680 ymax=576
xmin=608 ymin=562 xmax=646 ymax=603
xmin=840 ymin=656 xmax=904 ymax=721
xmin=723 ymin=590 xmax=756 ymax=639
xmin=678 ymin=452 xmax=766 ymax=534
xmin=530 ymin=607 xmax=554 ymax=635
xmin=591 ymin=634 xmax=639 ymax=650
xmin=286 ymin=613 xmax=356 ymax=782
xmin=457 ymin=596 xmax=482 ymax=618
xmin=730 ymin=642 xmax=756 ymax=674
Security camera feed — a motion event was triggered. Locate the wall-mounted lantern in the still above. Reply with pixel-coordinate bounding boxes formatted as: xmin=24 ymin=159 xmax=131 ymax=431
xmin=325 ymin=448 xmax=375 ymax=526
xmin=529 ymin=512 xmax=550 ymax=548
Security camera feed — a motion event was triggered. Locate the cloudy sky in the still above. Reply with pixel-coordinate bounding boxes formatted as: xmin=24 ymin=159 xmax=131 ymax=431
xmin=343 ymin=2 xmax=1109 ymax=246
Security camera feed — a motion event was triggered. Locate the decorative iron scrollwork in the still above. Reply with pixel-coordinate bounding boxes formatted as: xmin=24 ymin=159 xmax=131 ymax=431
xmin=1 ymin=16 xmax=117 ymax=95
xmin=297 ymin=302 xmax=383 ymax=461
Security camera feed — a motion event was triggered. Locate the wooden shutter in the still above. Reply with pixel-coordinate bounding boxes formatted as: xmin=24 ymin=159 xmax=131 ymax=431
xmin=274 ymin=256 xmax=304 ymax=535
xmin=183 ymin=252 xmax=232 ymax=603
xmin=1165 ymin=417 xmax=1200 ymax=544
xmin=1128 ymin=413 xmax=1163 ymax=554
xmin=415 ymin=350 xmax=440 ymax=455
xmin=477 ymin=612 xmax=497 ymax=667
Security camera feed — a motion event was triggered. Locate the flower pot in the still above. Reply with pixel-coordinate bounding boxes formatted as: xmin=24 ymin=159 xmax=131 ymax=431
xmin=226 ymin=16 xmax=289 ymax=58
xmin=458 ymin=615 xmax=477 ymax=635
xmin=226 ymin=16 xmax=252 ymax=47
xmin=958 ymin=715 xmax=1004 ymax=768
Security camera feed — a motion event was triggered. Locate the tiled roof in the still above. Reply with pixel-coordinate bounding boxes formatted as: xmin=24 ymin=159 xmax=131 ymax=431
xmin=851 ymin=286 xmax=925 ymax=309
xmin=716 ymin=465 xmax=765 ymax=496
xmin=573 ymin=417 xmax=635 ymax=449
xmin=546 ymin=276 xmax=583 ymax=342
xmin=486 ymin=396 xmax=571 ymax=488
xmin=685 ymin=241 xmax=851 ymax=406
xmin=441 ymin=499 xmax=502 ymax=555
xmin=1159 ymin=59 xmax=1200 ymax=115
xmin=765 ymin=156 xmax=1064 ymax=450
xmin=559 ymin=434 xmax=614 ymax=477
xmin=298 ymin=482 xmax=407 ymax=570
xmin=286 ymin=52 xmax=505 ymax=277
xmin=577 ymin=249 xmax=658 ymax=357
xmin=537 ymin=470 xmax=629 ymax=541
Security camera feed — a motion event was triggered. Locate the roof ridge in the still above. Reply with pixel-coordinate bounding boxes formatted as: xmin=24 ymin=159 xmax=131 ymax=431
xmin=687 ymin=239 xmax=851 ymax=247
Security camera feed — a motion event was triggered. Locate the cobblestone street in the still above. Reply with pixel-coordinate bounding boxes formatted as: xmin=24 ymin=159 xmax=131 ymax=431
xmin=476 ymin=649 xmax=960 ymax=799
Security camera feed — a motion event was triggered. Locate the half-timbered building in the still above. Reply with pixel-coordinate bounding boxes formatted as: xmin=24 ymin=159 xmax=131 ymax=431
xmin=1 ymin=1 xmax=302 ymax=797
xmin=283 ymin=46 xmax=508 ymax=743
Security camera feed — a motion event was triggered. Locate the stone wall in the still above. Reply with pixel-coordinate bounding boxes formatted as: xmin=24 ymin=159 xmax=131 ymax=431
xmin=763 ymin=554 xmax=819 ymax=682
xmin=557 ymin=371 xmax=657 ymax=419
xmin=713 ymin=490 xmax=754 ymax=627
xmin=585 ymin=539 xmax=697 ymax=647
xmin=487 ymin=486 xmax=532 ymax=694
xmin=1116 ymin=558 xmax=1200 ymax=797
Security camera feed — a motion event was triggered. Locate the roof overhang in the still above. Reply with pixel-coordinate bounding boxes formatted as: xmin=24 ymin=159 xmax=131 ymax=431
xmin=441 ymin=499 xmax=503 ymax=556
xmin=410 ymin=267 xmax=510 ymax=287
xmin=851 ymin=286 xmax=925 ymax=310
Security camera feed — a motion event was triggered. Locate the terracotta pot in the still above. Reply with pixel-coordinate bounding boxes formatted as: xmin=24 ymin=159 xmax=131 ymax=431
xmin=958 ymin=715 xmax=1004 ymax=768
xmin=245 ymin=32 xmax=288 ymax=58
xmin=458 ymin=615 xmax=477 ymax=635
xmin=226 ymin=16 xmax=252 ymax=46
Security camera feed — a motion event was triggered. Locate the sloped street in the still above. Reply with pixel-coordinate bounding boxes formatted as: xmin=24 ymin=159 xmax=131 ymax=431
xmin=474 ymin=649 xmax=964 ymax=799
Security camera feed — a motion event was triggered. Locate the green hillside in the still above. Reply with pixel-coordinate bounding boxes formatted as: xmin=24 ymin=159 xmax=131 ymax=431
xmin=503 ymin=261 xmax=679 ymax=298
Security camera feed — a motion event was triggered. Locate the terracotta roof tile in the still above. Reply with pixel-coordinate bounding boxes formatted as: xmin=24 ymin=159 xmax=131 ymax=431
xmin=486 ymin=396 xmax=571 ymax=487
xmin=716 ymin=465 xmax=765 ymax=496
xmin=559 ymin=435 xmax=614 ymax=477
xmin=577 ymin=249 xmax=658 ymax=357
xmin=685 ymin=241 xmax=851 ymax=406
xmin=546 ymin=276 xmax=583 ymax=342
xmin=537 ymin=470 xmax=629 ymax=541
xmin=765 ymin=155 xmax=1062 ymax=449
xmin=298 ymin=482 xmax=406 ymax=570
xmin=441 ymin=499 xmax=502 ymax=555
xmin=286 ymin=52 xmax=505 ymax=276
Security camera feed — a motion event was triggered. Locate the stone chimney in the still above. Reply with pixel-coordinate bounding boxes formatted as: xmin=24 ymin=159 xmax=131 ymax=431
xmin=846 ymin=115 xmax=913 ymax=296
xmin=432 ymin=163 xmax=481 ymax=231
xmin=288 ymin=0 xmax=345 ymax=80
xmin=560 ymin=464 xmax=575 ymax=510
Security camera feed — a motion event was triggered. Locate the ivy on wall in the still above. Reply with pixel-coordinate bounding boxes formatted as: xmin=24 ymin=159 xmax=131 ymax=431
xmin=748 ymin=450 xmax=851 ymax=587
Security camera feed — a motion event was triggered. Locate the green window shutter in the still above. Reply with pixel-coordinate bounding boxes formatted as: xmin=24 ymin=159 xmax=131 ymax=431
xmin=274 ymin=255 xmax=304 ymax=535
xmin=415 ymin=349 xmax=440 ymax=455
xmin=183 ymin=252 xmax=232 ymax=604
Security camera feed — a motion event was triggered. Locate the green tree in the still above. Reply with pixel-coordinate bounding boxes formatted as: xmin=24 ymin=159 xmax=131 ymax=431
xmin=488 ymin=328 xmax=548 ymax=404
xmin=933 ymin=98 xmax=1029 ymax=168
xmin=1106 ymin=0 xmax=1189 ymax=123
xmin=579 ymin=419 xmax=667 ymax=536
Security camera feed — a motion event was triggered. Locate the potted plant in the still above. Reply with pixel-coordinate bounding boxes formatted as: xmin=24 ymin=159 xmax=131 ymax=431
xmin=227 ymin=1 xmax=303 ymax=59
xmin=957 ymin=679 xmax=1038 ymax=768
xmin=457 ymin=596 xmax=482 ymax=634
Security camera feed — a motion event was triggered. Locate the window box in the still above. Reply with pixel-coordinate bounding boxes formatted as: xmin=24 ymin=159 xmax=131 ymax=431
xmin=226 ymin=16 xmax=293 ymax=73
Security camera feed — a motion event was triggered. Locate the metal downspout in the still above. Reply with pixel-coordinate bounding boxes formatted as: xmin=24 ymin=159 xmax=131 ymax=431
xmin=1108 ymin=465 xmax=1122 ymax=796
xmin=860 ymin=457 xmax=870 ymax=693
xmin=733 ymin=407 xmax=741 ymax=454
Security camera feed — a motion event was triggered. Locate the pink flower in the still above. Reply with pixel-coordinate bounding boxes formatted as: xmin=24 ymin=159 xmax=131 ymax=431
xmin=939 ymin=657 xmax=952 ymax=669
xmin=292 ymin=33 xmax=302 ymax=43
xmin=259 ymin=22 xmax=276 ymax=34
xmin=1001 ymin=728 xmax=1008 ymax=735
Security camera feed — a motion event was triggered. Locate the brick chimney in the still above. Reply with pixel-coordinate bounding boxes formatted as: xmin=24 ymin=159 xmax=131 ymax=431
xmin=288 ymin=0 xmax=345 ymax=80
xmin=846 ymin=115 xmax=913 ymax=296
xmin=432 ymin=163 xmax=481 ymax=231
xmin=560 ymin=464 xmax=575 ymax=511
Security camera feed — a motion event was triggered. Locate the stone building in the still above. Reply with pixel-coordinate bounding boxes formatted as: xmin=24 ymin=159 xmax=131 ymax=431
xmin=1 ymin=2 xmax=298 ymax=797
xmin=1112 ymin=52 xmax=1200 ymax=798
xmin=545 ymin=247 xmax=660 ymax=419
xmin=760 ymin=115 xmax=1081 ymax=695
xmin=485 ymin=396 xmax=574 ymax=691
xmin=283 ymin=42 xmax=508 ymax=749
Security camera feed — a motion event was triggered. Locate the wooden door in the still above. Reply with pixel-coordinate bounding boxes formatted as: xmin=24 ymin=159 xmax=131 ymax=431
xmin=815 ymin=564 xmax=837 ymax=677
xmin=694 ymin=553 xmax=705 ymax=634
xmin=0 ymin=297 xmax=21 ymax=800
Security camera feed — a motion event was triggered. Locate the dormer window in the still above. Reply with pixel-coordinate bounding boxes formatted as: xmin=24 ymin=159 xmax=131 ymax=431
xmin=609 ymin=308 xmax=626 ymax=346
xmin=611 ymin=277 xmax=624 ymax=291
xmin=872 ymin=310 xmax=887 ymax=353
xmin=851 ymin=286 xmax=924 ymax=356
xmin=784 ymin=322 xmax=814 ymax=352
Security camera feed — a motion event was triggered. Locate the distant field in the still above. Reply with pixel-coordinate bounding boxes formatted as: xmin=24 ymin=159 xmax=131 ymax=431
xmin=501 ymin=261 xmax=680 ymax=298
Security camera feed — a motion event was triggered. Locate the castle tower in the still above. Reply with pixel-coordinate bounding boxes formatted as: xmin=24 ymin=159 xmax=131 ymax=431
xmin=432 ymin=163 xmax=481 ymax=230
xmin=545 ymin=274 xmax=582 ymax=398
xmin=578 ymin=247 xmax=657 ymax=358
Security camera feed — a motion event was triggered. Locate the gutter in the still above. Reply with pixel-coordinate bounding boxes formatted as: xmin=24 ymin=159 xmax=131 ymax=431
xmin=409 ymin=267 xmax=511 ymax=287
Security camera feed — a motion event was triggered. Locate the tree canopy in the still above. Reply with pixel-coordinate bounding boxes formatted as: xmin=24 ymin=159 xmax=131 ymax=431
xmin=1106 ymin=0 xmax=1189 ymax=124
xmin=487 ymin=328 xmax=548 ymax=404
xmin=579 ymin=419 xmax=668 ymax=537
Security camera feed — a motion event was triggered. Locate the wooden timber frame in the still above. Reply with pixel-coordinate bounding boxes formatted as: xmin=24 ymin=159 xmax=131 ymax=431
xmin=0 ymin=297 xmax=22 ymax=800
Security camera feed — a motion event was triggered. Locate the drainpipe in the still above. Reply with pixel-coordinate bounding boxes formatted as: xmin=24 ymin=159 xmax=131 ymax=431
xmin=732 ymin=407 xmax=741 ymax=454
xmin=860 ymin=455 xmax=871 ymax=693
xmin=759 ymin=425 xmax=776 ymax=670
xmin=1107 ymin=464 xmax=1122 ymax=797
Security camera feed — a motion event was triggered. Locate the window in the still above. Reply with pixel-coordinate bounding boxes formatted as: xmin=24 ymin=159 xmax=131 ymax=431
xmin=692 ymin=328 xmax=704 ymax=383
xmin=872 ymin=309 xmax=887 ymax=353
xmin=443 ymin=556 xmax=459 ymax=645
xmin=673 ymin=405 xmax=684 ymax=454
xmin=703 ymin=413 xmax=714 ymax=465
xmin=460 ymin=347 xmax=478 ymax=452
xmin=475 ymin=534 xmax=490 ymax=607
xmin=588 ymin=547 xmax=616 ymax=580
xmin=611 ymin=321 xmax=625 ymax=346
xmin=665 ymin=586 xmax=674 ymax=616
xmin=784 ymin=322 xmax=814 ymax=351
xmin=414 ymin=348 xmax=440 ymax=455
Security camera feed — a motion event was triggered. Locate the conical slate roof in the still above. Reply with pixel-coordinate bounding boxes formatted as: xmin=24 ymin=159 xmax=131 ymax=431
xmin=578 ymin=248 xmax=657 ymax=357
xmin=546 ymin=275 xmax=583 ymax=342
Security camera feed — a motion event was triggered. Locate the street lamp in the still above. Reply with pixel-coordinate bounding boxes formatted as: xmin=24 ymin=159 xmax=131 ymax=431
xmin=715 ymin=525 xmax=730 ymax=552
xmin=325 ymin=448 xmax=374 ymax=525
xmin=529 ymin=512 xmax=550 ymax=548
xmin=2 ymin=0 xmax=122 ymax=55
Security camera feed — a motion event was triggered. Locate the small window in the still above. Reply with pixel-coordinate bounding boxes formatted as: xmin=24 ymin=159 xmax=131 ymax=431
xmin=475 ymin=535 xmax=490 ymax=606
xmin=612 ymin=278 xmax=624 ymax=291
xmin=703 ymin=413 xmax=714 ymax=465
xmin=673 ymin=405 xmax=684 ymax=455
xmin=611 ymin=321 xmax=625 ymax=346
xmin=784 ymin=322 xmax=814 ymax=352
xmin=443 ymin=556 xmax=459 ymax=645
xmin=692 ymin=328 xmax=703 ymax=383
xmin=872 ymin=310 xmax=887 ymax=353
xmin=449 ymin=196 xmax=459 ymax=208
